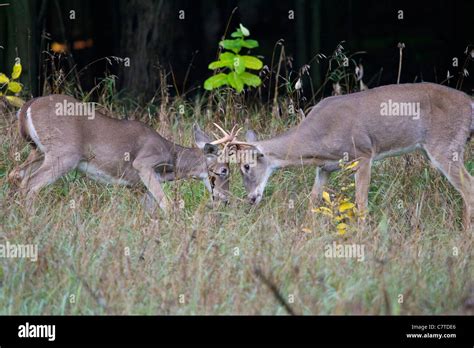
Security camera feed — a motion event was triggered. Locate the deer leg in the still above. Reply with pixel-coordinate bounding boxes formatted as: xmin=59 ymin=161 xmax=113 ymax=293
xmin=354 ymin=157 xmax=372 ymax=215
xmin=8 ymin=149 xmax=44 ymax=187
xmin=425 ymin=146 xmax=473 ymax=231
xmin=310 ymin=167 xmax=330 ymax=201
xmin=21 ymin=154 xmax=81 ymax=204
xmin=133 ymin=160 xmax=169 ymax=213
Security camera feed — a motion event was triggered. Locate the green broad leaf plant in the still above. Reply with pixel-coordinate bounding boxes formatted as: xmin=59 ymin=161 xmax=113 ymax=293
xmin=0 ymin=57 xmax=25 ymax=107
xmin=204 ymin=24 xmax=263 ymax=93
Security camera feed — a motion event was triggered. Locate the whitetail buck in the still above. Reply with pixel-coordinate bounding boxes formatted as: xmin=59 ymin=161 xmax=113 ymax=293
xmin=229 ymin=83 xmax=474 ymax=230
xmin=8 ymin=95 xmax=238 ymax=212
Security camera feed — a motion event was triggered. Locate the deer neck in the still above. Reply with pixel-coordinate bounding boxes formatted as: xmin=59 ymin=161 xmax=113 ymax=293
xmin=171 ymin=146 xmax=207 ymax=180
xmin=255 ymin=126 xmax=324 ymax=168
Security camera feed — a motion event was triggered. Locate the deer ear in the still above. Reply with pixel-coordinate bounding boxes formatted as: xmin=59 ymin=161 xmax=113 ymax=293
xmin=203 ymin=143 xmax=219 ymax=156
xmin=194 ymin=123 xmax=212 ymax=149
xmin=246 ymin=130 xmax=258 ymax=142
xmin=251 ymin=147 xmax=264 ymax=159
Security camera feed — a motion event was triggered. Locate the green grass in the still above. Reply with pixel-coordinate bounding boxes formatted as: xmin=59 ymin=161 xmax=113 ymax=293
xmin=0 ymin=99 xmax=473 ymax=315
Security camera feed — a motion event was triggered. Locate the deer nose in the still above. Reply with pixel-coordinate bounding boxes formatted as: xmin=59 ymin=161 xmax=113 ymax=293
xmin=248 ymin=193 xmax=261 ymax=205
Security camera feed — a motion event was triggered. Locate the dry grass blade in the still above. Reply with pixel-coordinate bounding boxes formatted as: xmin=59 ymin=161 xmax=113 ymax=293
xmin=254 ymin=267 xmax=297 ymax=315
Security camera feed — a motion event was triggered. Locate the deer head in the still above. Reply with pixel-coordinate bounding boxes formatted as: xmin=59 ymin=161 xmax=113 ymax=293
xmin=193 ymin=124 xmax=231 ymax=203
xmin=227 ymin=129 xmax=273 ymax=205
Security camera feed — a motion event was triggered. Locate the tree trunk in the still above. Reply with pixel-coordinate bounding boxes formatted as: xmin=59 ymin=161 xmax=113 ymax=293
xmin=118 ymin=0 xmax=181 ymax=100
xmin=310 ymin=0 xmax=322 ymax=87
xmin=0 ymin=0 xmax=39 ymax=97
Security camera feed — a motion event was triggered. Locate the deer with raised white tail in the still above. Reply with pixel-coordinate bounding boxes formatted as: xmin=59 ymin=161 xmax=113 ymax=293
xmin=8 ymin=95 xmax=239 ymax=212
xmin=229 ymin=83 xmax=473 ymax=230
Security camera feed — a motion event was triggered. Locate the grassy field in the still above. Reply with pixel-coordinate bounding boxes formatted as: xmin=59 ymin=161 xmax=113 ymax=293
xmin=0 ymin=96 xmax=473 ymax=315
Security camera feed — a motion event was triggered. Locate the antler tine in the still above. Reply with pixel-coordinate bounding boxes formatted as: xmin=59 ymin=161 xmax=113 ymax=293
xmin=210 ymin=123 xmax=242 ymax=146
xmin=210 ymin=123 xmax=229 ymax=145
xmin=229 ymin=124 xmax=238 ymax=135
xmin=233 ymin=127 xmax=243 ymax=138
xmin=213 ymin=123 xmax=229 ymax=137
xmin=209 ymin=125 xmax=254 ymax=148
xmin=230 ymin=125 xmax=243 ymax=138
xmin=229 ymin=140 xmax=255 ymax=148
xmin=210 ymin=138 xmax=229 ymax=146
xmin=221 ymin=125 xmax=243 ymax=152
xmin=228 ymin=126 xmax=254 ymax=148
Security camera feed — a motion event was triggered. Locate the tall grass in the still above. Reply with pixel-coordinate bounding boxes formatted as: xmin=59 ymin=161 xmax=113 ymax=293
xmin=0 ymin=94 xmax=472 ymax=314
xmin=0 ymin=42 xmax=473 ymax=315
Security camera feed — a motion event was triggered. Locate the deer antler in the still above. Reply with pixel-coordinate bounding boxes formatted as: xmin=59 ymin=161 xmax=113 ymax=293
xmin=229 ymin=140 xmax=255 ymax=148
xmin=210 ymin=123 xmax=242 ymax=146
xmin=209 ymin=123 xmax=256 ymax=151
xmin=228 ymin=130 xmax=255 ymax=148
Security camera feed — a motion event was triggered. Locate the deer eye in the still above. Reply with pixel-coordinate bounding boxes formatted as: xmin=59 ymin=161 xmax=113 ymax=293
xmin=243 ymin=164 xmax=250 ymax=172
xmin=220 ymin=168 xmax=228 ymax=177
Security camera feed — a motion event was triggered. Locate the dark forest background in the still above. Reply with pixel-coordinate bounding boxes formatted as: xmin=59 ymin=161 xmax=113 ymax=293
xmin=1 ymin=0 xmax=473 ymax=100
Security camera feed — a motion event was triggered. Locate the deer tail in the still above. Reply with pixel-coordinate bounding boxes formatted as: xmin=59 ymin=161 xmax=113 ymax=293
xmin=17 ymin=98 xmax=38 ymax=144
